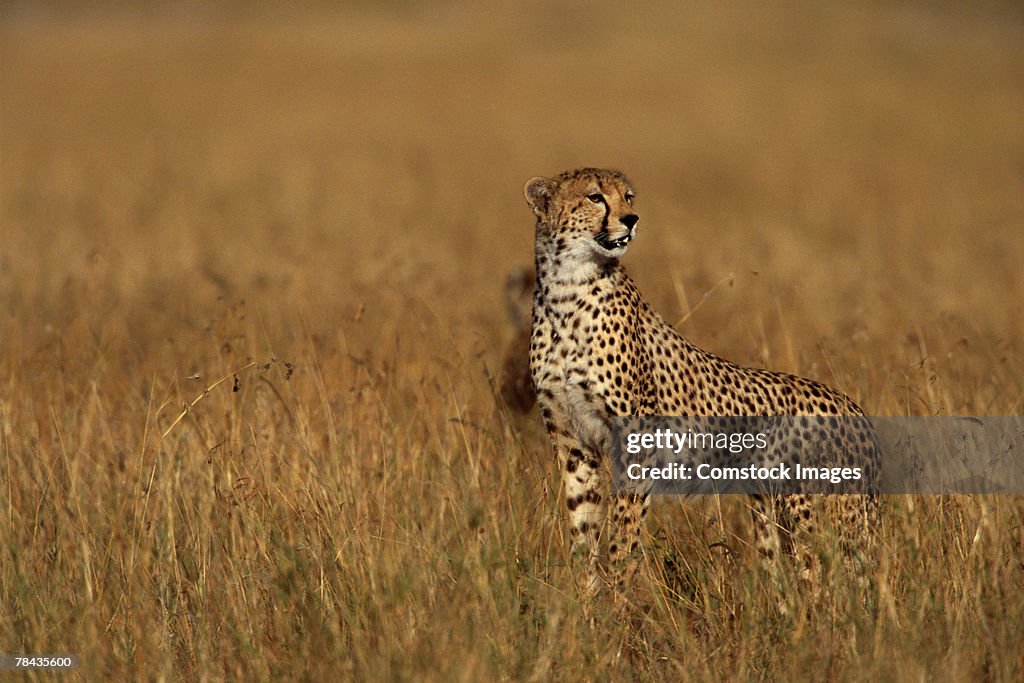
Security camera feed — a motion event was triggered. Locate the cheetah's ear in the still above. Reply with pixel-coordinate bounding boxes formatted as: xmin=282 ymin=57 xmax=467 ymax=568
xmin=524 ymin=176 xmax=555 ymax=218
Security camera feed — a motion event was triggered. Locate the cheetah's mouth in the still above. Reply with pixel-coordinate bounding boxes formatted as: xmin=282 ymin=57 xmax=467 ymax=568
xmin=595 ymin=228 xmax=635 ymax=252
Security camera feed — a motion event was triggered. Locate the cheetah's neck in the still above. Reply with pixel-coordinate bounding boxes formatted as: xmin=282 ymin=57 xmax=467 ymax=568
xmin=533 ymin=229 xmax=624 ymax=297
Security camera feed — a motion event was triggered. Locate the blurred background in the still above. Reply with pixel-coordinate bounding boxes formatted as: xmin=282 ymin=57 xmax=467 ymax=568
xmin=3 ymin=3 xmax=1024 ymax=678
xmin=3 ymin=2 xmax=1022 ymax=409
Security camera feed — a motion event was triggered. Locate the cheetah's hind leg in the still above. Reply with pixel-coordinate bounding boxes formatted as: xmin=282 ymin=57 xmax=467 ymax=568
xmin=750 ymin=493 xmax=821 ymax=612
xmin=605 ymin=492 xmax=650 ymax=593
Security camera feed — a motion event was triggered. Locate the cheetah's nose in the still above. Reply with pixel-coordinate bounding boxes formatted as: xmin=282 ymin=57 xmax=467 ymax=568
xmin=621 ymin=214 xmax=639 ymax=229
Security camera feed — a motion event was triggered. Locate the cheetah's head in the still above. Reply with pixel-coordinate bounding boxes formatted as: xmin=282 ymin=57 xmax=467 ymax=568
xmin=524 ymin=168 xmax=638 ymax=260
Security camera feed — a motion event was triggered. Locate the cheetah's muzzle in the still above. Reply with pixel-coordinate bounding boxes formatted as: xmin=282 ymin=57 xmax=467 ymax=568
xmin=595 ymin=226 xmax=635 ymax=251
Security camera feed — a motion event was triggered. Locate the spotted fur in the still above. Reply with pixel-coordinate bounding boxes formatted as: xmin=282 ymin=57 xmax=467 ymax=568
xmin=524 ymin=167 xmax=879 ymax=594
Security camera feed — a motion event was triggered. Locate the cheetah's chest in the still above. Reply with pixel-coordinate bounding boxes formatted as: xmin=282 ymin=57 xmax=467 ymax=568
xmin=532 ymin=290 xmax=643 ymax=418
xmin=533 ymin=302 xmax=600 ymax=388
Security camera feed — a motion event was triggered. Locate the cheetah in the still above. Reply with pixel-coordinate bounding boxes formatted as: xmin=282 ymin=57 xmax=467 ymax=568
xmin=524 ymin=167 xmax=879 ymax=594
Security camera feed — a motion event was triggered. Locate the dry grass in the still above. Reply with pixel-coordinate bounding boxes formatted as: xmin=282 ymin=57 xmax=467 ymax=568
xmin=2 ymin=1 xmax=1023 ymax=680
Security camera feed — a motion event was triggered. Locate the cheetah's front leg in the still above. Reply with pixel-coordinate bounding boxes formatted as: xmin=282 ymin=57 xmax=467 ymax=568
xmin=606 ymin=492 xmax=650 ymax=590
xmin=552 ymin=428 xmax=650 ymax=595
xmin=553 ymin=431 xmax=607 ymax=595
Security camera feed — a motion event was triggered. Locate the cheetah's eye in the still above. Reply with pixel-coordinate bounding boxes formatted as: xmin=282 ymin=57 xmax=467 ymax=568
xmin=624 ymin=193 xmax=635 ymax=205
xmin=587 ymin=193 xmax=604 ymax=204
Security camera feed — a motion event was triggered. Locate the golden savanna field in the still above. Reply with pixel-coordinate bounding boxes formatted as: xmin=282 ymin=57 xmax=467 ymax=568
xmin=2 ymin=1 xmax=1023 ymax=680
